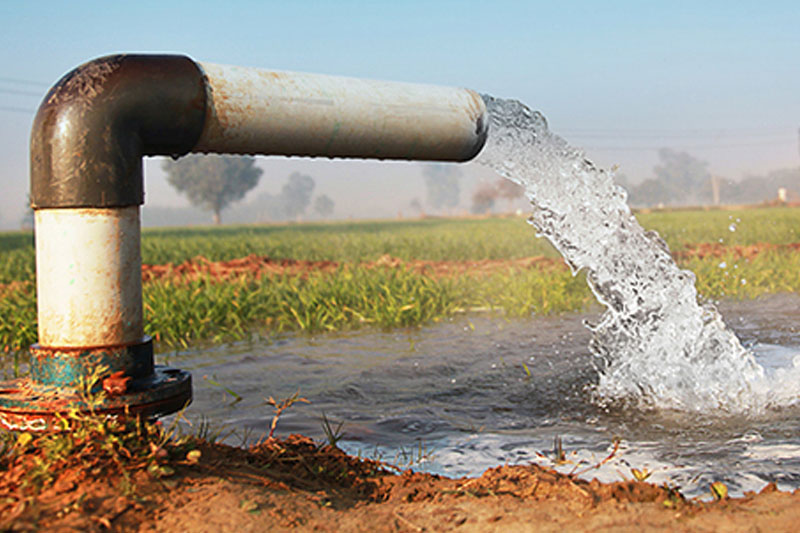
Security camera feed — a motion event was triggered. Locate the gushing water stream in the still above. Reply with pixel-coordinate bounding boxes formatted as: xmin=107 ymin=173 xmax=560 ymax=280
xmin=477 ymin=96 xmax=800 ymax=413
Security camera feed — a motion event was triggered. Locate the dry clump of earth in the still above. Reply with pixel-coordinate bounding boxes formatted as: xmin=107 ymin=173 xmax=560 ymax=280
xmin=3 ymin=431 xmax=800 ymax=532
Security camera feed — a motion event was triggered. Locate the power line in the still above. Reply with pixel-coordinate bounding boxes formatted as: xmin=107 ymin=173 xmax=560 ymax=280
xmin=566 ymin=131 xmax=789 ymax=140
xmin=561 ymin=126 xmax=789 ymax=136
xmin=0 ymin=76 xmax=49 ymax=88
xmin=0 ymin=87 xmax=44 ymax=97
xmin=582 ymin=139 xmax=796 ymax=152
xmin=0 ymin=105 xmax=35 ymax=114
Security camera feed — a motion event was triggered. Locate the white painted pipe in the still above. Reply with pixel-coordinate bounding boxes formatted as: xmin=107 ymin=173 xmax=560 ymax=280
xmin=194 ymin=62 xmax=487 ymax=161
xmin=35 ymin=207 xmax=143 ymax=347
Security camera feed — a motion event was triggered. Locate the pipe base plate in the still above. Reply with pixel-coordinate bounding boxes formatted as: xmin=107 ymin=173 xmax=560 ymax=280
xmin=0 ymin=365 xmax=191 ymax=432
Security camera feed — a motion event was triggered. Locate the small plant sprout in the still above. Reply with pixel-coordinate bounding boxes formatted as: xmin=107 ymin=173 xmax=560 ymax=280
xmin=553 ymin=435 xmax=569 ymax=465
xmin=631 ymin=467 xmax=652 ymax=482
xmin=393 ymin=440 xmax=435 ymax=470
xmin=710 ymin=481 xmax=729 ymax=501
xmin=203 ymin=375 xmax=243 ymax=405
xmin=571 ymin=438 xmax=621 ymax=477
xmin=320 ymin=412 xmax=346 ymax=448
xmin=262 ymin=390 xmax=310 ymax=442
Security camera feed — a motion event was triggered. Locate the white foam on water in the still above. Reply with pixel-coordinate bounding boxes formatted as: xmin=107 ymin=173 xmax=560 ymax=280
xmin=478 ymin=95 xmax=800 ymax=413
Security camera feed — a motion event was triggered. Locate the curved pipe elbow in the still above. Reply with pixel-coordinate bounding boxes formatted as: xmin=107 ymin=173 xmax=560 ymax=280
xmin=30 ymin=54 xmax=207 ymax=209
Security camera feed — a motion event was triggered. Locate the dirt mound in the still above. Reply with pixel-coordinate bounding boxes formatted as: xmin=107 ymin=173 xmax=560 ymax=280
xmin=5 ymin=432 xmax=800 ymax=532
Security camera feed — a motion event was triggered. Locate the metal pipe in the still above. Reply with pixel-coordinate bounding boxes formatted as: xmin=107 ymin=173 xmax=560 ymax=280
xmin=194 ymin=62 xmax=487 ymax=161
xmin=35 ymin=207 xmax=143 ymax=347
xmin=1 ymin=53 xmax=488 ymax=429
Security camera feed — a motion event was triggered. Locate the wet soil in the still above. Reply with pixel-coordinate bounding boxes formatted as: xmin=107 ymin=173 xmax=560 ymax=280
xmin=3 ymin=434 xmax=800 ymax=532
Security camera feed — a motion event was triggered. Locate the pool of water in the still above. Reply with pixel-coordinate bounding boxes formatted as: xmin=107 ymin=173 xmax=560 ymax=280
xmin=161 ymin=293 xmax=800 ymax=497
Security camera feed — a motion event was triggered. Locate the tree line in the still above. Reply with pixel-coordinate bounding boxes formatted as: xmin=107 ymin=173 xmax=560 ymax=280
xmin=617 ymin=148 xmax=799 ymax=207
xmin=162 ymin=155 xmax=334 ymax=224
xmin=156 ymin=151 xmax=798 ymax=227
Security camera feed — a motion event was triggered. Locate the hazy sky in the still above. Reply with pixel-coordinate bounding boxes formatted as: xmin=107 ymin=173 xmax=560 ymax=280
xmin=1 ymin=0 xmax=798 ymax=228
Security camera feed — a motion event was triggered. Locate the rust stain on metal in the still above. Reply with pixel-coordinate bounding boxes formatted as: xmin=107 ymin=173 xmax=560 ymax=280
xmin=102 ymin=371 xmax=131 ymax=396
xmin=196 ymin=71 xmax=232 ymax=150
xmin=0 ymin=365 xmax=191 ymax=431
xmin=45 ymin=55 xmax=123 ymax=108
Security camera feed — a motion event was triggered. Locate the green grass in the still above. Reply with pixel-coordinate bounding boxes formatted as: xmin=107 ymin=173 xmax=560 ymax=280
xmin=140 ymin=217 xmax=561 ymax=264
xmin=0 ymin=207 xmax=799 ymax=355
xmin=141 ymin=264 xmax=589 ymax=347
xmin=636 ymin=206 xmax=800 ymax=248
xmin=2 ymin=207 xmax=799 ymax=284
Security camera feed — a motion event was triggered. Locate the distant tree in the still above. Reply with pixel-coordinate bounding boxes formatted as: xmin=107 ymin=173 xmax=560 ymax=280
xmin=495 ymin=178 xmax=524 ymax=211
xmin=409 ymin=197 xmax=423 ymax=215
xmin=471 ymin=183 xmax=498 ymax=214
xmin=313 ymin=194 xmax=335 ymax=218
xmin=720 ymin=167 xmax=800 ymax=205
xmin=279 ymin=172 xmax=315 ymax=220
xmin=651 ymin=148 xmax=711 ymax=205
xmin=423 ymin=164 xmax=461 ymax=212
xmin=627 ymin=178 xmax=673 ymax=207
xmin=257 ymin=172 xmax=316 ymax=221
xmin=162 ymin=154 xmax=262 ymax=224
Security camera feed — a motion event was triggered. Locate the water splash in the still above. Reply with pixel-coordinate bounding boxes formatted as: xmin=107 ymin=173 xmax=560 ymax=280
xmin=477 ymin=95 xmax=800 ymax=413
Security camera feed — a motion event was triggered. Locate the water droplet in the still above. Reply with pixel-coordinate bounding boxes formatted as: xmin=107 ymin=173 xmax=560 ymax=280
xmin=728 ymin=223 xmax=737 ymax=232
xmin=740 ymin=279 xmax=747 ymax=285
xmin=718 ymin=261 xmax=727 ymax=269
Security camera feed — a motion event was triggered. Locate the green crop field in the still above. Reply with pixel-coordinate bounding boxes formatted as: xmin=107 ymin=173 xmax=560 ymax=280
xmin=1 ymin=206 xmax=799 ymax=362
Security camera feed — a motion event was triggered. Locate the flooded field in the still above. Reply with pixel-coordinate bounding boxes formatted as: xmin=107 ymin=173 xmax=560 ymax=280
xmin=163 ymin=293 xmax=800 ymax=498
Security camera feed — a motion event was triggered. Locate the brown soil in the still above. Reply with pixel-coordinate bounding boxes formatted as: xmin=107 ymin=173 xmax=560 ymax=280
xmin=139 ymin=254 xmax=566 ymax=283
xmin=138 ymin=242 xmax=800 ymax=284
xmin=674 ymin=242 xmax=800 ymax=261
xmin=3 ymin=433 xmax=800 ymax=532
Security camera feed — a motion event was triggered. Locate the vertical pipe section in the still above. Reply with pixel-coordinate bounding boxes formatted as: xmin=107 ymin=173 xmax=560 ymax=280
xmin=35 ymin=207 xmax=143 ymax=347
xmin=2 ymin=54 xmax=205 ymax=427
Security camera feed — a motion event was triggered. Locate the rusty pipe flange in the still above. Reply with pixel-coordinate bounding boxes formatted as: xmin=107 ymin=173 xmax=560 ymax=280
xmin=0 ymin=336 xmax=191 ymax=431
xmin=29 ymin=338 xmax=157 ymax=388
xmin=0 ymin=365 xmax=191 ymax=432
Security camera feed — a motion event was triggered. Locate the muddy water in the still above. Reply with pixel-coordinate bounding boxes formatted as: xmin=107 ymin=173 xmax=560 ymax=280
xmin=161 ymin=293 xmax=800 ymax=498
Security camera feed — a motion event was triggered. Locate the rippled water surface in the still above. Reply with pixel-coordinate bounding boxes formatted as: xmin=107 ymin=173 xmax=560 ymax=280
xmin=163 ymin=293 xmax=800 ymax=497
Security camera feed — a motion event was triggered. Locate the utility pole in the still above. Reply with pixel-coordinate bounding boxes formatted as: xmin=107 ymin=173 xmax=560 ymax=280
xmin=710 ymin=175 xmax=721 ymax=206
